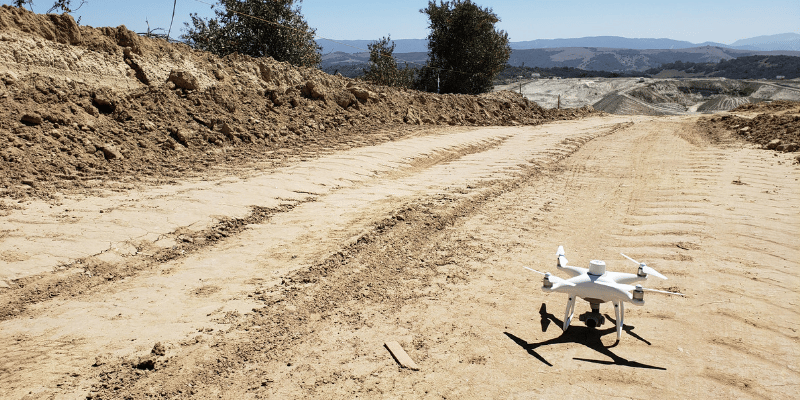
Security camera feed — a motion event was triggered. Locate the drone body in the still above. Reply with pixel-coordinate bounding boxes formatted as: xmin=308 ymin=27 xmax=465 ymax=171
xmin=525 ymin=246 xmax=683 ymax=341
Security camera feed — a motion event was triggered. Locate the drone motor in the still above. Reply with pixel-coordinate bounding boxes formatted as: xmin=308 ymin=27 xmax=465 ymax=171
xmin=633 ymin=285 xmax=644 ymax=301
xmin=542 ymin=273 xmax=553 ymax=288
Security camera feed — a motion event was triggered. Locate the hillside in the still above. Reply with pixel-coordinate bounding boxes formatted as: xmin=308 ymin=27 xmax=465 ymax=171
xmin=317 ymin=34 xmax=800 ymax=54
xmin=320 ymin=46 xmax=800 ymax=76
xmin=730 ymin=33 xmax=800 ymax=51
xmin=507 ymin=46 xmax=800 ymax=72
xmin=646 ymin=55 xmax=800 ymax=79
xmin=0 ymin=6 xmax=596 ymax=199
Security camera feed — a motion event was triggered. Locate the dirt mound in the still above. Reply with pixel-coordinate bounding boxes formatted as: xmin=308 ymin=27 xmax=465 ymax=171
xmin=732 ymin=100 xmax=800 ymax=113
xmin=698 ymin=101 xmax=800 ymax=152
xmin=0 ymin=6 xmax=598 ymax=200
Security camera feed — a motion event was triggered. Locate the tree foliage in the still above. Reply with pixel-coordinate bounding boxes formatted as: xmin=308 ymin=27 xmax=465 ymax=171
xmin=362 ymin=36 xmax=415 ymax=88
xmin=415 ymin=0 xmax=510 ymax=94
xmin=12 ymin=0 xmax=85 ymax=13
xmin=47 ymin=0 xmax=85 ymax=13
xmin=183 ymin=0 xmax=321 ymax=68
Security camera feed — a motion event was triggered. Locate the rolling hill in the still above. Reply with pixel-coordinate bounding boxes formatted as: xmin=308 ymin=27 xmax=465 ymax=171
xmin=317 ymin=33 xmax=800 ymax=54
xmin=320 ymin=46 xmax=800 ymax=76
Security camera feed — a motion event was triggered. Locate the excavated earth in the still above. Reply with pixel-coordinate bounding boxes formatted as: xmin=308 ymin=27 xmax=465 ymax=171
xmin=698 ymin=101 xmax=800 ymax=155
xmin=1 ymin=6 xmax=799 ymax=400
xmin=0 ymin=6 xmax=594 ymax=201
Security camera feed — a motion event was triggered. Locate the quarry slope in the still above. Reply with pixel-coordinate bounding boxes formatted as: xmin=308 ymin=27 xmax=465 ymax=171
xmin=497 ymin=76 xmax=800 ymax=115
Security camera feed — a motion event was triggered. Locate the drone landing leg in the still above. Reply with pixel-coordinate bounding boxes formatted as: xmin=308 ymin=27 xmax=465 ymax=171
xmin=613 ymin=302 xmax=622 ymax=340
xmin=563 ymin=296 xmax=576 ymax=331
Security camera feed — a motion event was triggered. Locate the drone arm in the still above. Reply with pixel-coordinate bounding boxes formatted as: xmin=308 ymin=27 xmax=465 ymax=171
xmin=557 ymin=265 xmax=588 ymax=278
xmin=523 ymin=267 xmax=577 ymax=291
xmin=556 ymin=246 xmax=587 ymax=277
xmin=605 ymin=271 xmax=647 ymax=285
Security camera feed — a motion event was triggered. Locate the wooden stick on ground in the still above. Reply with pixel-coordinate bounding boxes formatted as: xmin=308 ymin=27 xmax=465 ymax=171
xmin=384 ymin=341 xmax=420 ymax=371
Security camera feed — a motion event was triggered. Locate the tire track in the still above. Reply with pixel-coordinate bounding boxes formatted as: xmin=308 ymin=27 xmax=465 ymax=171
xmin=0 ymin=117 xmax=634 ymax=399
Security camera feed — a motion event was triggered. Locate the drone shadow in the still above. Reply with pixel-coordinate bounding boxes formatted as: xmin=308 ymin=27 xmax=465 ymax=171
xmin=504 ymin=303 xmax=665 ymax=370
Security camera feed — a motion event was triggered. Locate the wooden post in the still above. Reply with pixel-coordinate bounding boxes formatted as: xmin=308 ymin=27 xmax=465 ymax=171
xmin=557 ymin=94 xmax=561 ymax=109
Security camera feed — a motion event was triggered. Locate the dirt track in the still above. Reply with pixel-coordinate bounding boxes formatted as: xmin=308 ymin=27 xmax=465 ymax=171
xmin=1 ymin=114 xmax=798 ymax=399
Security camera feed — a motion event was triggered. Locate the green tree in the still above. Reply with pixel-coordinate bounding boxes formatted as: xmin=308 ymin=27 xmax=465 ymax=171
xmin=363 ymin=36 xmax=415 ymax=88
xmin=183 ymin=0 xmax=321 ymax=68
xmin=415 ymin=0 xmax=510 ymax=94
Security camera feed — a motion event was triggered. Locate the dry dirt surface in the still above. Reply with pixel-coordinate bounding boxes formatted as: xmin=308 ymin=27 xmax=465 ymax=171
xmin=1 ymin=6 xmax=800 ymax=400
xmin=698 ymin=100 xmax=800 ymax=156
xmin=0 ymin=5 xmax=594 ymax=201
xmin=1 ymin=113 xmax=798 ymax=399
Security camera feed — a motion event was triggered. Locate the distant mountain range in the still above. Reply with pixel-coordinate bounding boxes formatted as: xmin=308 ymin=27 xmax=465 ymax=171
xmin=319 ymin=33 xmax=800 ymax=75
xmin=505 ymin=46 xmax=800 ymax=72
xmin=317 ymin=33 xmax=800 ymax=54
xmin=321 ymin=46 xmax=800 ymax=75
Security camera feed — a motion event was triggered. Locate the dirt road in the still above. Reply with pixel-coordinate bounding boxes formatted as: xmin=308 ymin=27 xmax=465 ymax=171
xmin=1 ymin=115 xmax=798 ymax=399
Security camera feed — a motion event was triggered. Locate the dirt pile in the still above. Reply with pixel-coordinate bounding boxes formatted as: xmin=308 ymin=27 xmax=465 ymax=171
xmin=0 ymin=6 xmax=597 ymax=200
xmin=732 ymin=100 xmax=800 ymax=113
xmin=697 ymin=100 xmax=800 ymax=153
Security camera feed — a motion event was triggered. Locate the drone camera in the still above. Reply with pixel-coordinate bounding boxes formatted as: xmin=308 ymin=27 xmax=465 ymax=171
xmin=579 ymin=311 xmax=605 ymax=328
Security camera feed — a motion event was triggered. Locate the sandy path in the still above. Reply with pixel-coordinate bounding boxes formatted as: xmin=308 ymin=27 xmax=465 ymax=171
xmin=0 ymin=126 xmax=528 ymax=283
xmin=114 ymin=115 xmax=797 ymax=400
xmin=0 ymin=116 xmax=640 ymax=398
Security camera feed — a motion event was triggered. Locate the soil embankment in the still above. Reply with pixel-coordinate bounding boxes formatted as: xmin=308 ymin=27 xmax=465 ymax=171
xmin=699 ymin=100 xmax=800 ymax=155
xmin=0 ymin=5 xmax=595 ymax=200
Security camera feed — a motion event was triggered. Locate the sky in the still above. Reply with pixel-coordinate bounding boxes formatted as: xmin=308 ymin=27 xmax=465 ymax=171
xmin=3 ymin=0 xmax=798 ymax=45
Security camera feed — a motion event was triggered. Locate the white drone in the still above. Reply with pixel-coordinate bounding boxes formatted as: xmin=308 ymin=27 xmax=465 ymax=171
xmin=525 ymin=246 xmax=684 ymax=341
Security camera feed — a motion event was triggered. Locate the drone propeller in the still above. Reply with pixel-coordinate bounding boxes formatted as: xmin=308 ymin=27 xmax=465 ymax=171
xmin=556 ymin=245 xmax=568 ymax=268
xmin=523 ymin=267 xmax=576 ymax=287
xmin=523 ymin=266 xmax=546 ymax=275
xmin=641 ymin=287 xmax=685 ymax=296
xmin=620 ymin=253 xmax=667 ymax=280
